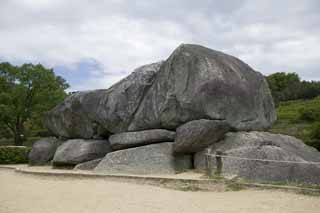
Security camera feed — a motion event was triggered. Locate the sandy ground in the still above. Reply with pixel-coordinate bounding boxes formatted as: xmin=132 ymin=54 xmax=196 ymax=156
xmin=0 ymin=169 xmax=319 ymax=213
xmin=5 ymin=165 xmax=205 ymax=179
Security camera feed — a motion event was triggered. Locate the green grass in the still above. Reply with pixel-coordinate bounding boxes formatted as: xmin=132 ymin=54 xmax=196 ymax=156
xmin=275 ymin=96 xmax=320 ymax=120
xmin=270 ymin=96 xmax=320 ymax=149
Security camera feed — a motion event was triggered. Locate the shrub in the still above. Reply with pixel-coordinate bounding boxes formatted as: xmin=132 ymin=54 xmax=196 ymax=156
xmin=310 ymin=122 xmax=320 ymax=138
xmin=270 ymin=97 xmax=320 ymax=151
xmin=306 ymin=122 xmax=320 ymax=151
xmin=299 ymin=107 xmax=320 ymax=122
xmin=0 ymin=146 xmax=31 ymax=164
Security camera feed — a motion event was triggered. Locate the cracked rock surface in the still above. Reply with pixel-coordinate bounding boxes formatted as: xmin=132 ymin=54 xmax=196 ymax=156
xmin=194 ymin=132 xmax=320 ymax=184
xmin=45 ymin=44 xmax=276 ymax=139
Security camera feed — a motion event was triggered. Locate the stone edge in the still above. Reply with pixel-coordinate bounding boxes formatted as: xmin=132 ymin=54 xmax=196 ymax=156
xmin=0 ymin=165 xmax=319 ymax=193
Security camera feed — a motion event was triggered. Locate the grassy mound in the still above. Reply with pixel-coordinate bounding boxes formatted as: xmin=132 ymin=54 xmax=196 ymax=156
xmin=270 ymin=96 xmax=320 ymax=150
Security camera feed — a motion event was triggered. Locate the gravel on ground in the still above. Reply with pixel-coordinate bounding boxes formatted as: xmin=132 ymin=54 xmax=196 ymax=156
xmin=0 ymin=169 xmax=319 ymax=213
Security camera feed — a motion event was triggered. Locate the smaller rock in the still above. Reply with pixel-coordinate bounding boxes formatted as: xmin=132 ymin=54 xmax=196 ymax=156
xmin=29 ymin=137 xmax=62 ymax=165
xmin=74 ymin=158 xmax=102 ymax=170
xmin=194 ymin=132 xmax=320 ymax=184
xmin=174 ymin=119 xmax=230 ymax=153
xmin=94 ymin=142 xmax=192 ymax=175
xmin=53 ymin=139 xmax=112 ymax=166
xmin=109 ymin=129 xmax=176 ymax=150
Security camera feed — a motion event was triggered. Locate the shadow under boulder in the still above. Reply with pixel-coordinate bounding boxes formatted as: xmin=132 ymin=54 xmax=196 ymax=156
xmin=109 ymin=129 xmax=176 ymax=150
xmin=74 ymin=158 xmax=103 ymax=171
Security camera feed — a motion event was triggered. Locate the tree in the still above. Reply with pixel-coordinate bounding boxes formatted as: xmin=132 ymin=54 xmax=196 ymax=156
xmin=267 ymin=72 xmax=300 ymax=104
xmin=0 ymin=62 xmax=69 ymax=145
xmin=267 ymin=72 xmax=320 ymax=104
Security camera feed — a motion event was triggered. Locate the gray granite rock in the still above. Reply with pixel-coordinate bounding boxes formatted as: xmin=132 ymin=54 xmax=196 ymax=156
xmin=45 ymin=62 xmax=163 ymax=138
xmin=53 ymin=139 xmax=112 ymax=166
xmin=44 ymin=91 xmax=101 ymax=139
xmin=129 ymin=44 xmax=276 ymax=131
xmin=94 ymin=143 xmax=192 ymax=175
xmin=109 ymin=129 xmax=175 ymax=150
xmin=74 ymin=158 xmax=102 ymax=170
xmin=194 ymin=131 xmax=320 ymax=184
xmin=28 ymin=137 xmax=62 ymax=165
xmin=174 ymin=119 xmax=230 ymax=153
xmin=45 ymin=44 xmax=276 ymax=138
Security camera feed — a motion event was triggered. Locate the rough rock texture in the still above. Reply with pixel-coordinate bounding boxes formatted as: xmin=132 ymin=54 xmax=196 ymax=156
xmin=109 ymin=129 xmax=176 ymax=150
xmin=129 ymin=44 xmax=276 ymax=131
xmin=45 ymin=44 xmax=276 ymax=139
xmin=45 ymin=62 xmax=163 ymax=138
xmin=53 ymin=139 xmax=112 ymax=166
xmin=74 ymin=158 xmax=102 ymax=170
xmin=94 ymin=143 xmax=192 ymax=175
xmin=44 ymin=91 xmax=100 ymax=139
xmin=28 ymin=137 xmax=62 ymax=165
xmin=173 ymin=119 xmax=230 ymax=153
xmin=194 ymin=132 xmax=320 ymax=184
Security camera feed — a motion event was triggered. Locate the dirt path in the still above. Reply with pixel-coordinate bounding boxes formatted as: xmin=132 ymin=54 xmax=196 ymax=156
xmin=0 ymin=169 xmax=319 ymax=213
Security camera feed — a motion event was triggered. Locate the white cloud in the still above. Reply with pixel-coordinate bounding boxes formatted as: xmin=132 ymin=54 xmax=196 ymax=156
xmin=1 ymin=0 xmax=320 ymax=90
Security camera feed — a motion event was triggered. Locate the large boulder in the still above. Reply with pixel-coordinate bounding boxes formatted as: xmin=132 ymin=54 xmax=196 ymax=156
xmin=109 ymin=129 xmax=176 ymax=150
xmin=28 ymin=137 xmax=62 ymax=165
xmin=194 ymin=132 xmax=320 ymax=184
xmin=128 ymin=44 xmax=276 ymax=131
xmin=45 ymin=62 xmax=163 ymax=138
xmin=45 ymin=44 xmax=276 ymax=139
xmin=94 ymin=143 xmax=192 ymax=175
xmin=173 ymin=119 xmax=230 ymax=153
xmin=53 ymin=139 xmax=112 ymax=166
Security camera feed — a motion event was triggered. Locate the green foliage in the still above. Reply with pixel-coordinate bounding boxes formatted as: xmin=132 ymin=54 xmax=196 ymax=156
xmin=267 ymin=72 xmax=320 ymax=105
xmin=267 ymin=72 xmax=300 ymax=93
xmin=0 ymin=146 xmax=31 ymax=164
xmin=270 ymin=97 xmax=320 ymax=150
xmin=299 ymin=107 xmax=320 ymax=122
xmin=0 ymin=62 xmax=69 ymax=145
xmin=310 ymin=122 xmax=320 ymax=139
xmin=267 ymin=72 xmax=300 ymax=104
xmin=308 ymin=123 xmax=320 ymax=150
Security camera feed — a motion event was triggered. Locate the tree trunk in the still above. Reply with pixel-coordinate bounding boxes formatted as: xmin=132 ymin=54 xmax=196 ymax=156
xmin=14 ymin=121 xmax=25 ymax=146
xmin=14 ymin=134 xmax=23 ymax=146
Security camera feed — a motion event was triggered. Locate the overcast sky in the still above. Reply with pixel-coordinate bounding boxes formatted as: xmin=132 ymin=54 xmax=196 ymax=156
xmin=1 ymin=0 xmax=320 ymax=91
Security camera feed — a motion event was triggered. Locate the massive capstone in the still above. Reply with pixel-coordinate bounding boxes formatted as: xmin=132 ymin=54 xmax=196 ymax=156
xmin=45 ymin=44 xmax=276 ymax=139
xmin=129 ymin=44 xmax=276 ymax=131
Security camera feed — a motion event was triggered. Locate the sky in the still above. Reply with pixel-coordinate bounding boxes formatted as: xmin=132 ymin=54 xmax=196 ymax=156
xmin=1 ymin=0 xmax=320 ymax=91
